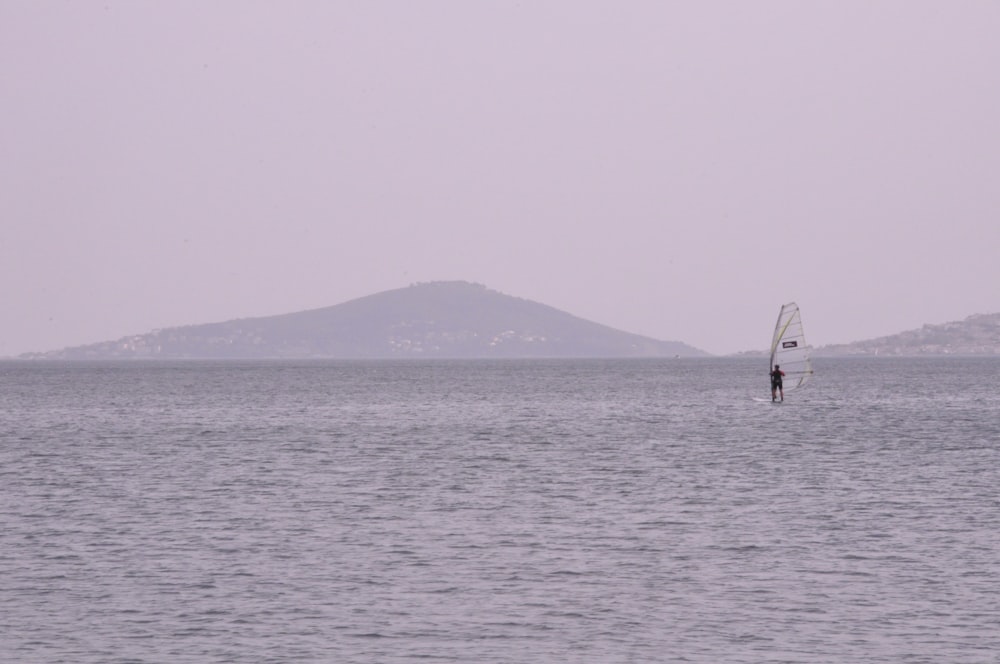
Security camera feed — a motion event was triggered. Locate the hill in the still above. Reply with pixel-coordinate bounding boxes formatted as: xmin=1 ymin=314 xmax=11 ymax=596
xmin=815 ymin=312 xmax=1000 ymax=356
xmin=21 ymin=282 xmax=707 ymax=360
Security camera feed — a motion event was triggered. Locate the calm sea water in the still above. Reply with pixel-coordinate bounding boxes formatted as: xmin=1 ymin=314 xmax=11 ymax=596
xmin=2 ymin=357 xmax=998 ymax=663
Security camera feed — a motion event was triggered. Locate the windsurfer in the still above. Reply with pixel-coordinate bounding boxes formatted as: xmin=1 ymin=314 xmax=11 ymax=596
xmin=770 ymin=365 xmax=785 ymax=402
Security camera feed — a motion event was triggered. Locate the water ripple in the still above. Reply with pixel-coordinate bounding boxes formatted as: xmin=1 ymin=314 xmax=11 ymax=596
xmin=1 ymin=358 xmax=999 ymax=662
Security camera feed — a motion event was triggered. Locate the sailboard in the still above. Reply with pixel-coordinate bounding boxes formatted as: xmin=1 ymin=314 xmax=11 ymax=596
xmin=769 ymin=302 xmax=813 ymax=392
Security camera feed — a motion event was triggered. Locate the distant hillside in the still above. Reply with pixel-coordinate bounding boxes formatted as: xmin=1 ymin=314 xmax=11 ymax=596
xmin=815 ymin=313 xmax=1000 ymax=356
xmin=22 ymin=281 xmax=707 ymax=360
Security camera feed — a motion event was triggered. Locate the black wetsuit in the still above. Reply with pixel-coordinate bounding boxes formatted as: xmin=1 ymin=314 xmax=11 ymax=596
xmin=770 ymin=368 xmax=784 ymax=390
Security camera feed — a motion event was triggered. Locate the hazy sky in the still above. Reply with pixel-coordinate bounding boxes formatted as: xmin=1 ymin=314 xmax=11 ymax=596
xmin=3 ymin=1 xmax=998 ymax=357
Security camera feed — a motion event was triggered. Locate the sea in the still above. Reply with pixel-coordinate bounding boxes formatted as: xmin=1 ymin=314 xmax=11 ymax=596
xmin=1 ymin=357 xmax=998 ymax=663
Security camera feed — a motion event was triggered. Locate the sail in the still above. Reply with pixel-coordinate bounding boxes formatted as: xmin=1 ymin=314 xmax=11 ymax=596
xmin=769 ymin=302 xmax=813 ymax=390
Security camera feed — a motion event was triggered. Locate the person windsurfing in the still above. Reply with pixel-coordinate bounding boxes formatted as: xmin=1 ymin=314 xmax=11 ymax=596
xmin=770 ymin=364 xmax=785 ymax=402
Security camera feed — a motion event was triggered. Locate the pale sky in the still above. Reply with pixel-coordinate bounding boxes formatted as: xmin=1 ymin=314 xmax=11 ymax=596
xmin=3 ymin=1 xmax=998 ymax=357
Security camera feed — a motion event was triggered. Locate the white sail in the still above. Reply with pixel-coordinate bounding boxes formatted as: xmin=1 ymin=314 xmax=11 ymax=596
xmin=769 ymin=302 xmax=813 ymax=390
